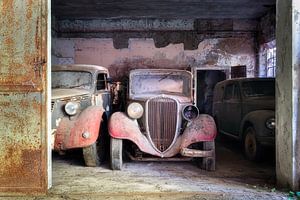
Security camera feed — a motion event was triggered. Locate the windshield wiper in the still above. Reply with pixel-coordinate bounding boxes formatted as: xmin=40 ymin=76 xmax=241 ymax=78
xmin=158 ymin=72 xmax=174 ymax=82
xmin=68 ymin=82 xmax=91 ymax=89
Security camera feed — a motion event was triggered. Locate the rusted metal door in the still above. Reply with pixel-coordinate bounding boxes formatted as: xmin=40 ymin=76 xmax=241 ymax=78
xmin=0 ymin=0 xmax=49 ymax=194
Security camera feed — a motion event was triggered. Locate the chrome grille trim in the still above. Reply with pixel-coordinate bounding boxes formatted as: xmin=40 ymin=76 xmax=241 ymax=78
xmin=146 ymin=97 xmax=179 ymax=153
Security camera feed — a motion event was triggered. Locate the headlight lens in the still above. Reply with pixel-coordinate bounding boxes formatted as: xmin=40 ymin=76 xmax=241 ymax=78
xmin=127 ymin=102 xmax=144 ymax=119
xmin=182 ymin=105 xmax=199 ymax=121
xmin=266 ymin=117 xmax=275 ymax=129
xmin=65 ymin=101 xmax=80 ymax=116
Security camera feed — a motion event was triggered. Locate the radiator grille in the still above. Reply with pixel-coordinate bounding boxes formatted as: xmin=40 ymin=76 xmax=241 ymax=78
xmin=147 ymin=97 xmax=178 ymax=152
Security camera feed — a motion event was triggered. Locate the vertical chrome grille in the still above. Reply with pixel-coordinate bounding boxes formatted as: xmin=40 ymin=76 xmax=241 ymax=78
xmin=147 ymin=97 xmax=178 ymax=152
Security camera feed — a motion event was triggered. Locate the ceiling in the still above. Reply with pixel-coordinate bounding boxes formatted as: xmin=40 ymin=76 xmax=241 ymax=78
xmin=52 ymin=0 xmax=276 ymax=20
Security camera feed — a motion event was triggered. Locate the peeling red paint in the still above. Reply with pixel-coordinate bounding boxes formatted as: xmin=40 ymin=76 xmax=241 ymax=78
xmin=55 ymin=106 xmax=104 ymax=150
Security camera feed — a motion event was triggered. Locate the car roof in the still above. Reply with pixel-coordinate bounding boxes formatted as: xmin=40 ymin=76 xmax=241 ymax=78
xmin=216 ymin=77 xmax=275 ymax=86
xmin=52 ymin=64 xmax=109 ymax=74
xmin=129 ymin=68 xmax=192 ymax=76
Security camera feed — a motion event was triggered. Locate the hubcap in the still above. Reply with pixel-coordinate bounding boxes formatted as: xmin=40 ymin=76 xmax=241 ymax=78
xmin=245 ymin=131 xmax=256 ymax=158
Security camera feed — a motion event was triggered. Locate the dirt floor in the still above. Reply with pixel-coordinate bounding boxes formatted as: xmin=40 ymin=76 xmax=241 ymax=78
xmin=1 ymin=138 xmax=289 ymax=200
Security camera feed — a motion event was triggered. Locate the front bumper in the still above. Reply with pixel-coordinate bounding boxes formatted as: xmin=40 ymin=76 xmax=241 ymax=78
xmin=180 ymin=148 xmax=214 ymax=157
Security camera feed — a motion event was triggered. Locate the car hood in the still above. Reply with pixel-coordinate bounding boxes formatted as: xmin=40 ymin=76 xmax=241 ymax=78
xmin=51 ymin=88 xmax=91 ymax=100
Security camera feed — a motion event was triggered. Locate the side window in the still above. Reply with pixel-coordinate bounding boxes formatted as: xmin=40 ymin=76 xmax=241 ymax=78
xmin=233 ymin=84 xmax=241 ymax=99
xmin=224 ymin=84 xmax=234 ymax=100
xmin=224 ymin=83 xmax=240 ymax=100
xmin=96 ymin=73 xmax=107 ymax=90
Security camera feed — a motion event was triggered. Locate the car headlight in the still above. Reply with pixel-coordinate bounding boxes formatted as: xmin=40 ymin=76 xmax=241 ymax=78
xmin=182 ymin=105 xmax=199 ymax=121
xmin=265 ymin=117 xmax=275 ymax=129
xmin=65 ymin=101 xmax=80 ymax=116
xmin=127 ymin=102 xmax=144 ymax=119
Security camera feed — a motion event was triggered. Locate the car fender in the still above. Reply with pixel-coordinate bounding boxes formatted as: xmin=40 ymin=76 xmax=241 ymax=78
xmin=240 ymin=110 xmax=275 ymax=138
xmin=108 ymin=112 xmax=161 ymax=157
xmin=54 ymin=106 xmax=105 ymax=150
xmin=180 ymin=114 xmax=217 ymax=148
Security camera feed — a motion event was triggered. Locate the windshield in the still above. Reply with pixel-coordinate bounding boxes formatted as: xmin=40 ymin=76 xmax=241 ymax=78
xmin=130 ymin=72 xmax=191 ymax=97
xmin=52 ymin=71 xmax=92 ymax=90
xmin=242 ymin=80 xmax=275 ymax=97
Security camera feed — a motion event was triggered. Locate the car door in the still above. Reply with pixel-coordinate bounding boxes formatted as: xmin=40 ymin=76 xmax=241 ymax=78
xmin=220 ymin=83 xmax=242 ymax=136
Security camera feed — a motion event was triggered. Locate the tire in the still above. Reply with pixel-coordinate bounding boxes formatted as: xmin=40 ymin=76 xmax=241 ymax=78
xmin=244 ymin=126 xmax=262 ymax=161
xmin=83 ymin=119 xmax=108 ymax=167
xmin=193 ymin=141 xmax=216 ymax=171
xmin=83 ymin=142 xmax=100 ymax=167
xmin=201 ymin=141 xmax=216 ymax=171
xmin=110 ymin=137 xmax=123 ymax=170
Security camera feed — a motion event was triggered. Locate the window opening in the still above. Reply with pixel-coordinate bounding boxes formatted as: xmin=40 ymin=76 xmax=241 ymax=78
xmin=97 ymin=73 xmax=107 ymax=90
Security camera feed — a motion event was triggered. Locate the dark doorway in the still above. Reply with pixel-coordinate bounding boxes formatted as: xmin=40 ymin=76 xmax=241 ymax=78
xmin=196 ymin=70 xmax=226 ymax=115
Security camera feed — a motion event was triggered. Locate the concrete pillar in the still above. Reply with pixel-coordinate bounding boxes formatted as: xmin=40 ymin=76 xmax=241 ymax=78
xmin=276 ymin=0 xmax=300 ymax=190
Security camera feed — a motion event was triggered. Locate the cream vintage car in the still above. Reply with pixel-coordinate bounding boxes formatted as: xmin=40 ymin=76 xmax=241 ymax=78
xmin=109 ymin=69 xmax=217 ymax=170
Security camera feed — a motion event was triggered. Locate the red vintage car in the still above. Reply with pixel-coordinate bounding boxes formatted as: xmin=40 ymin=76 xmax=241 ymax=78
xmin=51 ymin=64 xmax=111 ymax=166
xmin=109 ymin=69 xmax=217 ymax=170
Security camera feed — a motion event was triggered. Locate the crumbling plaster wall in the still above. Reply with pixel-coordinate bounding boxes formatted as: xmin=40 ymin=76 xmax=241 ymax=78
xmin=52 ymin=36 xmax=256 ymax=80
xmin=258 ymin=8 xmax=276 ymax=44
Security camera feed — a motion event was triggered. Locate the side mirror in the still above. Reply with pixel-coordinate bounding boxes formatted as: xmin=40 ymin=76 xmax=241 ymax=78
xmin=107 ymin=77 xmax=113 ymax=84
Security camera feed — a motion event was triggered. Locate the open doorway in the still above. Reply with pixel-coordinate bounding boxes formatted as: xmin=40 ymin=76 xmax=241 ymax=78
xmin=195 ymin=69 xmax=227 ymax=115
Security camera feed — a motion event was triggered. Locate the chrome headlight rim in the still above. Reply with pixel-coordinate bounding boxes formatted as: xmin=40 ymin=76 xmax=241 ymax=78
xmin=265 ymin=117 xmax=275 ymax=129
xmin=127 ymin=102 xmax=144 ymax=119
xmin=182 ymin=105 xmax=199 ymax=121
xmin=65 ymin=101 xmax=80 ymax=116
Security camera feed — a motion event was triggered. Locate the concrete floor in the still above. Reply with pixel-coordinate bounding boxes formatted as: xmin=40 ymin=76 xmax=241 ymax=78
xmin=1 ymin=139 xmax=288 ymax=200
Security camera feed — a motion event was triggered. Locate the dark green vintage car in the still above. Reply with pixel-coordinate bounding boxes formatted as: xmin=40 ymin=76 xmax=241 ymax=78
xmin=212 ymin=78 xmax=275 ymax=161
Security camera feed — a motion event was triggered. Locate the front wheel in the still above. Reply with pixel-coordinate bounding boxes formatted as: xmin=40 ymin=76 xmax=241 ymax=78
xmin=110 ymin=137 xmax=123 ymax=170
xmin=193 ymin=141 xmax=216 ymax=171
xmin=244 ymin=126 xmax=262 ymax=161
xmin=83 ymin=119 xmax=108 ymax=167
xmin=201 ymin=141 xmax=216 ymax=171
xmin=83 ymin=141 xmax=101 ymax=167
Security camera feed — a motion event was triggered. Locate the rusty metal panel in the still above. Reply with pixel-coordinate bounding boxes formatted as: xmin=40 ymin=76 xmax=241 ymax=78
xmin=0 ymin=0 xmax=48 ymax=194
xmin=0 ymin=0 xmax=46 ymax=92
xmin=0 ymin=93 xmax=46 ymax=192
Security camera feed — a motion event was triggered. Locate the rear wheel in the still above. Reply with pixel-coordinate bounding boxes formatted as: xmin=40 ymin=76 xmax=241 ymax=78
xmin=244 ymin=126 xmax=262 ymax=161
xmin=110 ymin=137 xmax=123 ymax=170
